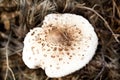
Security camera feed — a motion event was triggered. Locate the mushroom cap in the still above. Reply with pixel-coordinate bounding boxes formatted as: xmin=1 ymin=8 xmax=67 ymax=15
xmin=22 ymin=13 xmax=98 ymax=78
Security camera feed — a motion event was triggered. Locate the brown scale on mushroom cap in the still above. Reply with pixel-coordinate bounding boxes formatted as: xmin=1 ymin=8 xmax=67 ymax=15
xmin=45 ymin=26 xmax=82 ymax=50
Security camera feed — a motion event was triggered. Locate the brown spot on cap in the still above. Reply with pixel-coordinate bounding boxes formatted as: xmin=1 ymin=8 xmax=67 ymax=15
xmin=74 ymin=25 xmax=76 ymax=26
xmin=67 ymin=42 xmax=71 ymax=46
xmin=70 ymin=55 xmax=72 ymax=58
xmin=78 ymin=47 xmax=80 ymax=49
xmin=47 ymin=44 xmax=50 ymax=47
xmin=81 ymin=57 xmax=84 ymax=60
xmin=67 ymin=62 xmax=69 ymax=64
xmin=73 ymin=44 xmax=76 ymax=46
xmin=35 ymin=66 xmax=39 ymax=68
xmin=29 ymin=57 xmax=31 ymax=60
xmin=59 ymin=58 xmax=63 ymax=61
xmin=42 ymin=43 xmax=45 ymax=47
xmin=42 ymin=62 xmax=44 ymax=65
xmin=59 ymin=48 xmax=63 ymax=51
xmin=45 ymin=31 xmax=47 ymax=34
xmin=69 ymin=57 xmax=71 ymax=59
xmin=60 ymin=52 xmax=64 ymax=55
xmin=51 ymin=55 xmax=55 ymax=58
xmin=56 ymin=67 xmax=60 ymax=70
xmin=67 ymin=52 xmax=70 ymax=55
xmin=50 ymin=65 xmax=52 ymax=67
xmin=78 ymin=54 xmax=81 ymax=56
xmin=71 ymin=47 xmax=74 ymax=50
xmin=56 ymin=55 xmax=59 ymax=57
xmin=38 ymin=41 xmax=41 ymax=43
xmin=42 ymin=48 xmax=46 ymax=51
xmin=34 ymin=58 xmax=37 ymax=60
xmin=31 ymin=46 xmax=35 ymax=50
xmin=64 ymin=47 xmax=69 ymax=51
xmin=82 ymin=54 xmax=84 ymax=56
xmin=88 ymin=36 xmax=91 ymax=40
xmin=87 ymin=46 xmax=89 ymax=48
xmin=47 ymin=49 xmax=50 ymax=51
xmin=53 ymin=47 xmax=57 ymax=51
xmin=31 ymin=32 xmax=35 ymax=35
xmin=73 ymin=53 xmax=75 ymax=55
xmin=78 ymin=31 xmax=81 ymax=34
xmin=44 ymin=54 xmax=47 ymax=57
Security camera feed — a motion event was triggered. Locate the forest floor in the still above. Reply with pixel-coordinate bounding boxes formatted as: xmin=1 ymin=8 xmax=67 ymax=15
xmin=0 ymin=0 xmax=120 ymax=80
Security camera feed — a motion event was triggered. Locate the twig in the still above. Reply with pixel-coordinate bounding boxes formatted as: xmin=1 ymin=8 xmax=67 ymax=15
xmin=94 ymin=50 xmax=105 ymax=80
xmin=45 ymin=77 xmax=50 ymax=80
xmin=4 ymin=32 xmax=16 ymax=80
xmin=76 ymin=4 xmax=120 ymax=43
xmin=112 ymin=0 xmax=120 ymax=18
xmin=16 ymin=61 xmax=33 ymax=80
xmin=94 ymin=29 xmax=107 ymax=80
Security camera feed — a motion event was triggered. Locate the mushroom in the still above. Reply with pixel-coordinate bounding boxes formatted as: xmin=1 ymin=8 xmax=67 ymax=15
xmin=22 ymin=13 xmax=98 ymax=78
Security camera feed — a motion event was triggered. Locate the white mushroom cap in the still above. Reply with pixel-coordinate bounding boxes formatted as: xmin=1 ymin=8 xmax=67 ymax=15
xmin=22 ymin=13 xmax=98 ymax=78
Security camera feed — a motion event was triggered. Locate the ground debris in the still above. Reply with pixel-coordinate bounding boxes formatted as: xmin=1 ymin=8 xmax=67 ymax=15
xmin=0 ymin=0 xmax=120 ymax=80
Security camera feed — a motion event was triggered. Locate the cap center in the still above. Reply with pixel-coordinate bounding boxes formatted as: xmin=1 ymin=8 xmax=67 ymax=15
xmin=47 ymin=27 xmax=73 ymax=46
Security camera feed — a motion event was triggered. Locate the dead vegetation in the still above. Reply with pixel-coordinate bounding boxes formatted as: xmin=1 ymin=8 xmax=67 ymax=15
xmin=0 ymin=0 xmax=120 ymax=80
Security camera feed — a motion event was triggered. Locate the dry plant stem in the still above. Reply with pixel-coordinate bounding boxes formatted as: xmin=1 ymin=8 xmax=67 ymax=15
xmin=94 ymin=32 xmax=106 ymax=80
xmin=16 ymin=63 xmax=33 ymax=80
xmin=94 ymin=50 xmax=105 ymax=80
xmin=4 ymin=33 xmax=16 ymax=80
xmin=112 ymin=0 xmax=115 ymax=18
xmin=0 ymin=32 xmax=22 ymax=46
xmin=45 ymin=77 xmax=50 ymax=80
xmin=76 ymin=4 xmax=120 ymax=43
xmin=112 ymin=0 xmax=120 ymax=18
xmin=0 ymin=32 xmax=23 ymax=57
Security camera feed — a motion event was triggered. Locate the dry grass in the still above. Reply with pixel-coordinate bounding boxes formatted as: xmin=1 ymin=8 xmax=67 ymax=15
xmin=0 ymin=0 xmax=120 ymax=80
